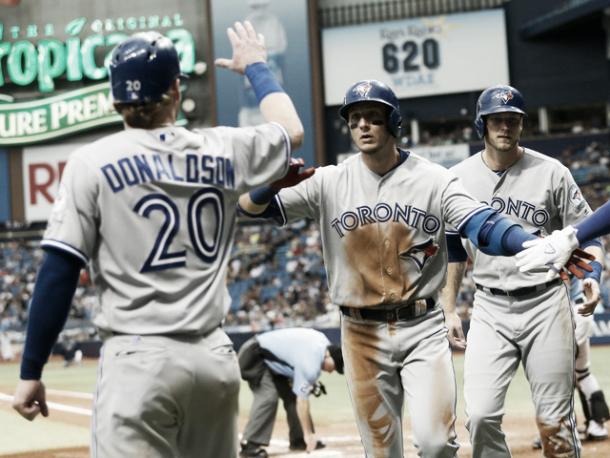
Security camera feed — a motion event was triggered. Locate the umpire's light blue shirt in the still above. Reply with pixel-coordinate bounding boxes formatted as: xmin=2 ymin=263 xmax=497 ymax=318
xmin=256 ymin=328 xmax=330 ymax=399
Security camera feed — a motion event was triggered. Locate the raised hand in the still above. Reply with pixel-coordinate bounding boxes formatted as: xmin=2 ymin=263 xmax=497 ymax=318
xmin=214 ymin=21 xmax=267 ymax=74
xmin=271 ymin=158 xmax=315 ymax=191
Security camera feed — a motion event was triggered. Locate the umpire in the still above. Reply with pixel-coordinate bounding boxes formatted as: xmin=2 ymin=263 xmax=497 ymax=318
xmin=238 ymin=328 xmax=343 ymax=457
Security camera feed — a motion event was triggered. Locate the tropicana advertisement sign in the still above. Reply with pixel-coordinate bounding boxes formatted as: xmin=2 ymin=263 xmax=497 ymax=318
xmin=0 ymin=14 xmax=196 ymax=145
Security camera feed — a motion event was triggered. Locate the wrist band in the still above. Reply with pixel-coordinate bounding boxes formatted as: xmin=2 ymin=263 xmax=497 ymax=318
xmin=250 ymin=186 xmax=278 ymax=205
xmin=244 ymin=62 xmax=284 ymax=104
xmin=584 ymin=260 xmax=603 ymax=283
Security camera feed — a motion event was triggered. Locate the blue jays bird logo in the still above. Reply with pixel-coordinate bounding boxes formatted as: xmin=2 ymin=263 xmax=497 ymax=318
xmin=400 ymin=238 xmax=439 ymax=270
xmin=494 ymin=90 xmax=514 ymax=104
xmin=354 ymin=82 xmax=372 ymax=98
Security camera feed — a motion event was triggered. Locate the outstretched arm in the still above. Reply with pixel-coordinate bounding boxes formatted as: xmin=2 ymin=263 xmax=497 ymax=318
xmin=238 ymin=158 xmax=315 ymax=216
xmin=515 ymin=201 xmax=610 ymax=275
xmin=575 ymin=200 xmax=610 ymax=244
xmin=461 ymin=209 xmax=592 ymax=278
xmin=215 ymin=21 xmax=303 ymax=149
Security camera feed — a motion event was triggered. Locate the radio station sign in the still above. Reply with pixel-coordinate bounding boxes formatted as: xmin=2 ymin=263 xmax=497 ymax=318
xmin=322 ymin=9 xmax=510 ymax=105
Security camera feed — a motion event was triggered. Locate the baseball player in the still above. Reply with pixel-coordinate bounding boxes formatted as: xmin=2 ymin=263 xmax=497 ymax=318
xmin=12 ymin=22 xmax=304 ymax=458
xmin=517 ymin=200 xmax=610 ymax=277
xmin=238 ymin=328 xmax=343 ymax=456
xmin=570 ymin=278 xmax=610 ymax=441
xmin=441 ymin=84 xmax=604 ymax=458
xmin=533 ymin=277 xmax=609 ymax=449
xmin=237 ymin=79 xmax=570 ymax=457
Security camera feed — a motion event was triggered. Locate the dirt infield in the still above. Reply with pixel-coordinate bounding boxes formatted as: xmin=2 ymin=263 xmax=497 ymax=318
xmin=2 ymin=356 xmax=610 ymax=457
xmin=2 ymin=397 xmax=610 ymax=458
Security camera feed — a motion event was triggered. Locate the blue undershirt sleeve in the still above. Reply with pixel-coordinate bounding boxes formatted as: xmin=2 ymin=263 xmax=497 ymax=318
xmin=20 ymin=248 xmax=83 ymax=380
xmin=237 ymin=195 xmax=285 ymax=225
xmin=446 ymin=232 xmax=468 ymax=262
xmin=575 ymin=201 xmax=610 ymax=244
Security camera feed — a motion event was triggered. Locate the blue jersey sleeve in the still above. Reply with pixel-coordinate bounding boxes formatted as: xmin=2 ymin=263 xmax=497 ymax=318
xmin=20 ymin=248 xmax=83 ymax=380
xmin=575 ymin=201 xmax=610 ymax=244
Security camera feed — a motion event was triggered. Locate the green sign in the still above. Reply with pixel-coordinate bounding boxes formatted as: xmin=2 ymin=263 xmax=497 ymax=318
xmin=0 ymin=13 xmax=196 ymax=145
xmin=0 ymin=82 xmax=121 ymax=145
xmin=0 ymin=27 xmax=195 ymax=93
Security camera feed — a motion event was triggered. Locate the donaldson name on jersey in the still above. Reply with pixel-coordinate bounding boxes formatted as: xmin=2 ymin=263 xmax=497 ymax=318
xmin=101 ymin=152 xmax=236 ymax=193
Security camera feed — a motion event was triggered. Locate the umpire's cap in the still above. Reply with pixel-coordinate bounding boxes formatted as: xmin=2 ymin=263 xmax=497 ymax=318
xmin=339 ymin=80 xmax=402 ymax=137
xmin=474 ymin=84 xmax=526 ymax=138
xmin=109 ymin=32 xmax=186 ymax=104
xmin=328 ymin=344 xmax=344 ymax=374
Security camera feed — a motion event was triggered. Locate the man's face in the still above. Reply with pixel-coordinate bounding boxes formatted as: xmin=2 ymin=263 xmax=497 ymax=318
xmin=485 ymin=112 xmax=523 ymax=152
xmin=347 ymin=102 xmax=392 ymax=155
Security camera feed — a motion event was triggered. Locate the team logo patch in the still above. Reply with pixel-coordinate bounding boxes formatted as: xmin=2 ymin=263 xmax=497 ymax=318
xmin=568 ymin=183 xmax=586 ymax=212
xmin=494 ymin=90 xmax=514 ymax=104
xmin=354 ymin=82 xmax=372 ymax=98
xmin=49 ymin=183 xmax=68 ymax=223
xmin=400 ymin=238 xmax=439 ymax=271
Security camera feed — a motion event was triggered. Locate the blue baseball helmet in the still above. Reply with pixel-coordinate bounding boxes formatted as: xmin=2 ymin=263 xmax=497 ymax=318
xmin=109 ymin=32 xmax=185 ymax=104
xmin=339 ymin=80 xmax=402 ymax=137
xmin=474 ymin=84 xmax=526 ymax=138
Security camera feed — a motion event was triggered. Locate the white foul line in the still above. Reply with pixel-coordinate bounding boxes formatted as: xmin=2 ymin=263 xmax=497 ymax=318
xmin=46 ymin=389 xmax=94 ymax=400
xmin=0 ymin=391 xmax=92 ymax=417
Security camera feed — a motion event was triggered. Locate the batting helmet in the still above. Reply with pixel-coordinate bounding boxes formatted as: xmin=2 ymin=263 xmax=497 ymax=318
xmin=474 ymin=84 xmax=526 ymax=138
xmin=339 ymin=80 xmax=402 ymax=137
xmin=109 ymin=32 xmax=185 ymax=104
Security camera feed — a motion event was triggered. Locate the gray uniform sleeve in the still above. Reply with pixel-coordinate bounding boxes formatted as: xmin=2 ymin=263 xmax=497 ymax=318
xmin=441 ymin=175 xmax=487 ymax=233
xmin=553 ymin=166 xmax=592 ymax=226
xmin=41 ymin=153 xmax=99 ymax=263
xmin=215 ymin=122 xmax=290 ymax=193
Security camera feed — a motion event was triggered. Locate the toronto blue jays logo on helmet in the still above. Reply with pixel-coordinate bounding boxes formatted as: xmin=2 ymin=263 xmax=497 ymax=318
xmin=354 ymin=81 xmax=372 ymax=98
xmin=494 ymin=90 xmax=514 ymax=104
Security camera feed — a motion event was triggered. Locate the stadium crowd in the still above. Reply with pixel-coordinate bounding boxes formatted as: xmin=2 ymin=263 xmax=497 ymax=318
xmin=1 ymin=140 xmax=609 ymax=335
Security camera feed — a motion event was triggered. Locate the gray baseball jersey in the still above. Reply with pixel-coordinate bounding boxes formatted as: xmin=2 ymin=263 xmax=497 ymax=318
xmin=450 ymin=148 xmax=592 ymax=289
xmin=450 ymin=147 xmax=590 ymax=458
xmin=42 ymin=123 xmax=290 ymax=336
xmin=275 ymin=151 xmax=485 ymax=308
xmin=272 ymin=150 xmax=484 ymax=457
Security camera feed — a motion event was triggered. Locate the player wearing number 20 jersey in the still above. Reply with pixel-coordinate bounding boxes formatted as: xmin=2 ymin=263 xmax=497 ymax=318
xmin=12 ymin=24 xmax=304 ymax=458
xmin=43 ymin=123 xmax=290 ymax=336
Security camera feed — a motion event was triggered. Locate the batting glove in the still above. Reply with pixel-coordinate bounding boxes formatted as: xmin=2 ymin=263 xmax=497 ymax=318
xmin=271 ymin=158 xmax=315 ymax=191
xmin=516 ymin=226 xmax=592 ymax=280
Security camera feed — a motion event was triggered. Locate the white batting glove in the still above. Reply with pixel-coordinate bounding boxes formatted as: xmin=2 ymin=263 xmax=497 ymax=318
xmin=515 ymin=226 xmax=580 ymax=280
